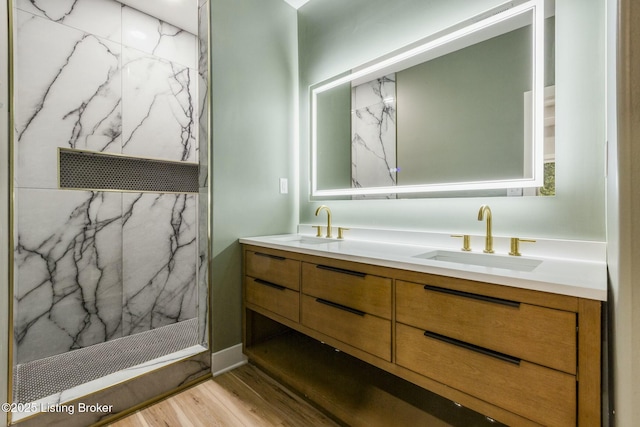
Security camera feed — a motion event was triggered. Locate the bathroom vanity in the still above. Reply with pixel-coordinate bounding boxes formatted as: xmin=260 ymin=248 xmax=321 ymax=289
xmin=240 ymin=229 xmax=605 ymax=426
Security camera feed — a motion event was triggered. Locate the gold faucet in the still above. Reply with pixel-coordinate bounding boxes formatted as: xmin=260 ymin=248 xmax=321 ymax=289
xmin=477 ymin=205 xmax=494 ymax=253
xmin=315 ymin=205 xmax=332 ymax=238
xmin=451 ymin=234 xmax=472 ymax=251
xmin=509 ymin=237 xmax=536 ymax=256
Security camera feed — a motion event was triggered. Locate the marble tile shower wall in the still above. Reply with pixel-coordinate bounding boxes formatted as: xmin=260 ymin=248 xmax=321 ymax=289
xmin=351 ymin=74 xmax=397 ymax=199
xmin=13 ymin=0 xmax=201 ymax=365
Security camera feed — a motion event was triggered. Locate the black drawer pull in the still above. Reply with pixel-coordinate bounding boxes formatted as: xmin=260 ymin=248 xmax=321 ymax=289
xmin=316 ymin=298 xmax=366 ymax=317
xmin=254 ymin=252 xmax=286 ymax=261
xmin=316 ymin=264 xmax=366 ymax=278
xmin=254 ymin=278 xmax=286 ymax=291
xmin=422 ymin=284 xmax=520 ymax=308
xmin=423 ymin=331 xmax=521 ymax=365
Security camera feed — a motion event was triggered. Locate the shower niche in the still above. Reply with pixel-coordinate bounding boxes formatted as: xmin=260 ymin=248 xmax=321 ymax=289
xmin=9 ymin=0 xmax=211 ymax=424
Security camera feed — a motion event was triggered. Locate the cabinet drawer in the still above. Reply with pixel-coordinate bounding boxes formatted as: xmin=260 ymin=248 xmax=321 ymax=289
xmin=245 ymin=277 xmax=299 ymax=322
xmin=302 ymin=262 xmax=391 ymax=319
xmin=301 ymin=295 xmax=391 ymax=361
xmin=246 ymin=250 xmax=300 ymax=291
xmin=396 ymin=323 xmax=575 ymax=427
xmin=396 ymin=280 xmax=576 ymax=374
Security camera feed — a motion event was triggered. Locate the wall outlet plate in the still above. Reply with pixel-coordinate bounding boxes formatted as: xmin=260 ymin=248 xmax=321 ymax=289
xmin=507 ymin=187 xmax=523 ymax=197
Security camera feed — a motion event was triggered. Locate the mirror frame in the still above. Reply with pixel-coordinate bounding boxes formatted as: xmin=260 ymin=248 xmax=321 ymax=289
xmin=310 ymin=0 xmax=546 ymax=197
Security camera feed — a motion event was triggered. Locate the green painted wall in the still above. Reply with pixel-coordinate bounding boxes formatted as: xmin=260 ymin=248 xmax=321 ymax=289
xmin=315 ymin=82 xmax=351 ymax=190
xmin=298 ymin=0 xmax=606 ymax=241
xmin=211 ymin=0 xmax=298 ymax=351
xmin=397 ymin=25 xmax=531 ymax=185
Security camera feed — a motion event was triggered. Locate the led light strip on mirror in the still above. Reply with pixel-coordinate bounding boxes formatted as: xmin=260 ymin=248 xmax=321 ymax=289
xmin=310 ymin=0 xmax=546 ymax=197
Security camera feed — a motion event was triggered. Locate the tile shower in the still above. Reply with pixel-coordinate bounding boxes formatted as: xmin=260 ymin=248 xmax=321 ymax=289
xmin=10 ymin=0 xmax=210 ymax=412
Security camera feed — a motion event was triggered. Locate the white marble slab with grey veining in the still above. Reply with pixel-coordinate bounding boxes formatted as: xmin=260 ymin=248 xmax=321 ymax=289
xmin=12 ymin=0 xmax=202 ymax=366
xmin=14 ymin=190 xmax=199 ymax=364
xmin=16 ymin=0 xmax=122 ymax=43
xmin=14 ymin=10 xmax=122 ymax=188
xmin=351 ymin=74 xmax=397 ymax=199
xmin=122 ymin=6 xmax=197 ymax=68
xmin=14 ymin=190 xmax=123 ymax=364
xmin=122 ymin=193 xmax=197 ymax=336
xmin=121 ymin=47 xmax=197 ymax=162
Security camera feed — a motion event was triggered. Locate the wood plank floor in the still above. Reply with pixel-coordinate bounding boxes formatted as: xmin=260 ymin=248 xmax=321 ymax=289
xmin=107 ymin=364 xmax=339 ymax=427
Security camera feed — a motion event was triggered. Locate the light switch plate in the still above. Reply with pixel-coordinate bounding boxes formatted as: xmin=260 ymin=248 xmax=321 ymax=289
xmin=279 ymin=178 xmax=288 ymax=194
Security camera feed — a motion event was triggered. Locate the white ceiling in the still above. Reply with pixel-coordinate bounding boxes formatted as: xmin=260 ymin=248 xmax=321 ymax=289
xmin=118 ymin=0 xmax=198 ymax=34
xmin=283 ymin=0 xmax=311 ymax=8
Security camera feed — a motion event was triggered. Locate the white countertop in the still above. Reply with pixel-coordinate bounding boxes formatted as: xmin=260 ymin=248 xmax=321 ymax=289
xmin=240 ymin=226 xmax=608 ymax=301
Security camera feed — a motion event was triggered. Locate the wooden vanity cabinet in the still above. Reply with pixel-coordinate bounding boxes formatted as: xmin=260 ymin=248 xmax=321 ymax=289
xmin=396 ymin=279 xmax=577 ymax=374
xmin=244 ymin=249 xmax=301 ymax=323
xmin=396 ymin=323 xmax=576 ymax=426
xmin=395 ymin=278 xmax=579 ymax=426
xmin=243 ymin=246 xmax=394 ymax=364
xmin=301 ymin=261 xmax=392 ymax=361
xmin=242 ymin=244 xmax=602 ymax=427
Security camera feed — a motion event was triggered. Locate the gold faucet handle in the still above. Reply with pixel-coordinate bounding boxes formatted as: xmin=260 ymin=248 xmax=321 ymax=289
xmin=313 ymin=225 xmax=323 ymax=237
xmin=451 ymin=234 xmax=471 ymax=251
xmin=338 ymin=227 xmax=349 ymax=239
xmin=509 ymin=237 xmax=536 ymax=256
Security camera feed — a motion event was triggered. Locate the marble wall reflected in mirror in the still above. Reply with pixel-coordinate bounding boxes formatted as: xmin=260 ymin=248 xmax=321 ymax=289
xmin=311 ymin=0 xmax=555 ymax=199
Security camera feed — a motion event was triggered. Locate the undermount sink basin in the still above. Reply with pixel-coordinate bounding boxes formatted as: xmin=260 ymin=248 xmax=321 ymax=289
xmin=273 ymin=235 xmax=339 ymax=245
xmin=413 ymin=250 xmax=542 ymax=272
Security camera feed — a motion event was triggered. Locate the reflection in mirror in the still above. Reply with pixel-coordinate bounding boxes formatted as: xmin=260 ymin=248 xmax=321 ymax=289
xmin=311 ymin=0 xmax=555 ymax=199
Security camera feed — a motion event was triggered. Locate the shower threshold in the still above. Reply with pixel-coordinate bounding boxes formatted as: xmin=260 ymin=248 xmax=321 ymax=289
xmin=12 ymin=319 xmax=206 ymax=422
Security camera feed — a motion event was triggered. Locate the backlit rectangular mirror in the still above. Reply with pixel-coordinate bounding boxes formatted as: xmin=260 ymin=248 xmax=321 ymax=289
xmin=311 ymin=0 xmax=554 ymax=198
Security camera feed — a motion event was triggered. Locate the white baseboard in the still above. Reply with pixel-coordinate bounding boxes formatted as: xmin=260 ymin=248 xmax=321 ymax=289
xmin=211 ymin=343 xmax=248 ymax=376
